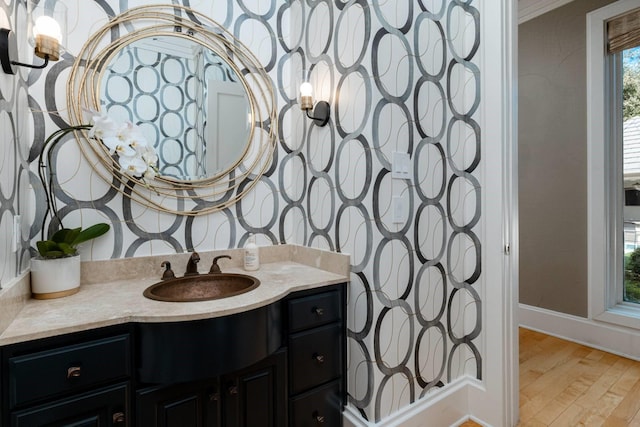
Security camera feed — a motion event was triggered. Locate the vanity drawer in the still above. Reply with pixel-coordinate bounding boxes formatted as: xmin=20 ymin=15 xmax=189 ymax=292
xmin=290 ymin=380 xmax=342 ymax=427
xmin=288 ymin=290 xmax=341 ymax=332
xmin=289 ymin=323 xmax=342 ymax=394
xmin=11 ymin=382 xmax=130 ymax=426
xmin=8 ymin=334 xmax=131 ymax=408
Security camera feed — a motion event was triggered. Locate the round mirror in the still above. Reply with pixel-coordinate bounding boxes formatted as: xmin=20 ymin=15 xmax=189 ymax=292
xmin=100 ymin=35 xmax=252 ymax=181
xmin=67 ymin=5 xmax=277 ymax=216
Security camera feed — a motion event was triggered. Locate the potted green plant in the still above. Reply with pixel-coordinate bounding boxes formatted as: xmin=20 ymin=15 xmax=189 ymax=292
xmin=31 ymin=225 xmax=110 ymax=299
xmin=31 ymin=113 xmax=156 ymax=299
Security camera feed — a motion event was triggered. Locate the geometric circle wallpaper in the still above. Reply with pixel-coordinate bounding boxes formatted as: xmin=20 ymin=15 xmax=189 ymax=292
xmin=0 ymin=0 xmax=483 ymax=423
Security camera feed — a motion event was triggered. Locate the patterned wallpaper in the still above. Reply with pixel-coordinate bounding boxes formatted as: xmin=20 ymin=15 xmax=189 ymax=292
xmin=0 ymin=0 xmax=482 ymax=423
xmin=0 ymin=0 xmax=30 ymax=284
xmin=103 ymin=44 xmax=241 ymax=180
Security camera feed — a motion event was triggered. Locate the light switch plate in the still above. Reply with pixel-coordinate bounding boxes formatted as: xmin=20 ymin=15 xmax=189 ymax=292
xmin=392 ymin=196 xmax=405 ymax=224
xmin=392 ymin=152 xmax=411 ymax=179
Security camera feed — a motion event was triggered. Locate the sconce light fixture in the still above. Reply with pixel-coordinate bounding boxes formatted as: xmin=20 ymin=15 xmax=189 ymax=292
xmin=1 ymin=9 xmax=64 ymax=74
xmin=300 ymin=81 xmax=330 ymax=127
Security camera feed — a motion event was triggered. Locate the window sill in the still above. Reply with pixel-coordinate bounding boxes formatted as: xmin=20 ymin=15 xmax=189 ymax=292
xmin=594 ymin=304 xmax=640 ymax=330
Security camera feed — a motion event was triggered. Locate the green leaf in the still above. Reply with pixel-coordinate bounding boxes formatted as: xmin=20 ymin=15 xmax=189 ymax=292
xmin=57 ymin=242 xmax=77 ymax=256
xmin=36 ymin=240 xmax=56 ymax=257
xmin=50 ymin=228 xmax=81 ymax=245
xmin=38 ymin=223 xmax=109 ymax=259
xmin=72 ymin=223 xmax=110 ymax=246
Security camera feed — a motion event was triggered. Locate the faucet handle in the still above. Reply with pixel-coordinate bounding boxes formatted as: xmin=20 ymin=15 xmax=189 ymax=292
xmin=210 ymin=255 xmax=232 ymax=274
xmin=161 ymin=261 xmax=175 ymax=280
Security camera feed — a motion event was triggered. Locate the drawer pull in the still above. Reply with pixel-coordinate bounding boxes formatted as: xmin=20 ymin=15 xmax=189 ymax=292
xmin=313 ymin=353 xmax=325 ymax=364
xmin=209 ymin=392 xmax=220 ymax=401
xmin=67 ymin=366 xmax=82 ymax=379
xmin=112 ymin=412 xmax=125 ymax=424
xmin=228 ymin=385 xmax=238 ymax=395
xmin=313 ymin=307 xmax=324 ymax=316
xmin=313 ymin=411 xmax=325 ymax=423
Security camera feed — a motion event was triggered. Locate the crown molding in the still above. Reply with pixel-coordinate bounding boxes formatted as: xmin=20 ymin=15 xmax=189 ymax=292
xmin=519 ymin=0 xmax=575 ymax=24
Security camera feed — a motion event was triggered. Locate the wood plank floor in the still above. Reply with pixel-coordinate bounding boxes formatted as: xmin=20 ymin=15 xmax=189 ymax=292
xmin=519 ymin=328 xmax=640 ymax=426
xmin=458 ymin=328 xmax=640 ymax=426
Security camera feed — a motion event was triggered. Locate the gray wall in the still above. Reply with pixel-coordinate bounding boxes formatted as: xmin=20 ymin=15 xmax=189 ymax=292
xmin=518 ymin=0 xmax=615 ymax=317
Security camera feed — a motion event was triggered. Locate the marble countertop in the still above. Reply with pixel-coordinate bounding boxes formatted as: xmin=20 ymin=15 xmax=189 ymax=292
xmin=0 ymin=245 xmax=350 ymax=346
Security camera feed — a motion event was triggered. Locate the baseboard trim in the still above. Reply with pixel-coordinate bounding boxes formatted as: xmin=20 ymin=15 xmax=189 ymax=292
xmin=342 ymin=378 xmax=492 ymax=427
xmin=519 ymin=303 xmax=640 ymax=361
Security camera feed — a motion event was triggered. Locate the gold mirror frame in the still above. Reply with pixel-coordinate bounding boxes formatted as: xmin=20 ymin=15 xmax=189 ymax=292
xmin=67 ymin=4 xmax=277 ymax=216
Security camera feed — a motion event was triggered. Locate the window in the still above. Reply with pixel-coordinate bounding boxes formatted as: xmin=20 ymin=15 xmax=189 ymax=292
xmin=623 ymin=46 xmax=640 ymax=304
xmin=588 ymin=1 xmax=640 ymax=327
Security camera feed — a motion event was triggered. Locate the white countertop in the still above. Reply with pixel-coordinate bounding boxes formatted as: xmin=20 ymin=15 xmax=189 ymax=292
xmin=0 ymin=245 xmax=350 ymax=346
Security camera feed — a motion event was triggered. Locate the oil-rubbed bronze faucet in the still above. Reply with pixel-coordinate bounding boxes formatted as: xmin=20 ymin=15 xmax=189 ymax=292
xmin=160 ymin=261 xmax=175 ymax=280
xmin=209 ymin=255 xmax=231 ymax=274
xmin=184 ymin=252 xmax=200 ymax=276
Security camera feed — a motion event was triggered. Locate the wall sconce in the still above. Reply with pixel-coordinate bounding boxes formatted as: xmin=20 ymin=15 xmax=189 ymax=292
xmin=0 ymin=4 xmax=66 ymax=74
xmin=300 ymin=81 xmax=330 ymax=127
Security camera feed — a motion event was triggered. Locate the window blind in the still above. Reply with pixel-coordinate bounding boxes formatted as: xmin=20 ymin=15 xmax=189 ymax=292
xmin=608 ymin=8 xmax=640 ymax=53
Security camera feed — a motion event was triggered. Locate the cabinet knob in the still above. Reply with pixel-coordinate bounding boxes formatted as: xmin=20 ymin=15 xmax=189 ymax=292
xmin=112 ymin=412 xmax=125 ymax=424
xmin=228 ymin=385 xmax=238 ymax=395
xmin=209 ymin=392 xmax=220 ymax=402
xmin=67 ymin=366 xmax=82 ymax=379
xmin=313 ymin=307 xmax=324 ymax=316
xmin=313 ymin=353 xmax=325 ymax=364
xmin=313 ymin=411 xmax=325 ymax=423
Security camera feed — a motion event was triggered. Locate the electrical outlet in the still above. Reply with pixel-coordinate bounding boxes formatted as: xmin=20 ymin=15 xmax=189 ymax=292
xmin=392 ymin=196 xmax=405 ymax=224
xmin=12 ymin=215 xmax=20 ymax=253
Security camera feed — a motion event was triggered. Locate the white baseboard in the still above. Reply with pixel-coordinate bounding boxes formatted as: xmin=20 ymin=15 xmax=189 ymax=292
xmin=519 ymin=303 xmax=640 ymax=361
xmin=342 ymin=378 xmax=494 ymax=427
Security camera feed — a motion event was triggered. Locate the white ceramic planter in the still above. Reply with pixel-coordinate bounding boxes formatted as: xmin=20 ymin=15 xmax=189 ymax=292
xmin=30 ymin=255 xmax=81 ymax=299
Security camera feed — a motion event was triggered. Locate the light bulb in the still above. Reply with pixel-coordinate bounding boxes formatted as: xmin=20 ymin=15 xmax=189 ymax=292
xmin=300 ymin=82 xmax=314 ymax=110
xmin=300 ymin=82 xmax=313 ymax=97
xmin=34 ymin=16 xmax=62 ymax=43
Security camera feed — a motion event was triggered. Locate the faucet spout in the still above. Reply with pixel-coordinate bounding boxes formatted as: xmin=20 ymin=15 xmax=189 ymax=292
xmin=184 ymin=252 xmax=200 ymax=276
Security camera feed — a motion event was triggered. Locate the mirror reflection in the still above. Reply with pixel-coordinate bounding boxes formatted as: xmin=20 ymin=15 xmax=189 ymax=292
xmin=100 ymin=35 xmax=252 ymax=180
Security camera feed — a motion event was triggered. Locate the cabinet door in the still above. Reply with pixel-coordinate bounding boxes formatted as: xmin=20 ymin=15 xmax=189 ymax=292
xmin=11 ymin=383 xmax=129 ymax=427
xmin=289 ymin=323 xmax=342 ymax=394
xmin=136 ymin=380 xmax=220 ymax=427
xmin=222 ymin=349 xmax=286 ymax=427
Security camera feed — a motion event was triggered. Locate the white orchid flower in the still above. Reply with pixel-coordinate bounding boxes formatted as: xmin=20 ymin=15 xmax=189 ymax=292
xmin=143 ymin=167 xmax=157 ymax=181
xmin=86 ymin=113 xmax=159 ymax=183
xmin=121 ymin=122 xmax=149 ymax=151
xmin=119 ymin=155 xmax=148 ymax=176
xmin=102 ymin=136 xmax=136 ymax=157
xmin=89 ymin=113 xmax=119 ymax=139
xmin=140 ymin=145 xmax=158 ymax=166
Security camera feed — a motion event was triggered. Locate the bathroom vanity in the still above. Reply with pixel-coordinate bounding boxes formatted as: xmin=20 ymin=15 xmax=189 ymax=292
xmin=0 ymin=245 xmax=349 ymax=427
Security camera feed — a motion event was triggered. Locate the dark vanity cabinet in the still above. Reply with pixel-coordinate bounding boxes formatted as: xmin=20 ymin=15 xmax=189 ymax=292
xmin=287 ymin=289 xmax=345 ymax=426
xmin=0 ymin=326 xmax=132 ymax=426
xmin=135 ymin=348 xmax=286 ymax=427
xmin=0 ymin=283 xmax=345 ymax=427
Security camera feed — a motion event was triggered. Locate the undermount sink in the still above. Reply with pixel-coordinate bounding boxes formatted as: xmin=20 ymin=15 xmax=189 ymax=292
xmin=143 ymin=273 xmax=260 ymax=302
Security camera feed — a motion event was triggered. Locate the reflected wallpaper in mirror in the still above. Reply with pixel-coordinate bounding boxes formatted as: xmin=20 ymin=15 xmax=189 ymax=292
xmin=100 ymin=35 xmax=251 ymax=180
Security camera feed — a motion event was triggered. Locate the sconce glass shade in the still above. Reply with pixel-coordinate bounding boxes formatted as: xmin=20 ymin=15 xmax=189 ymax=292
xmin=33 ymin=16 xmax=62 ymax=61
xmin=0 ymin=2 xmax=66 ymax=74
xmin=299 ymin=80 xmax=330 ymax=126
xmin=29 ymin=1 xmax=66 ymax=61
xmin=300 ymin=82 xmax=314 ymax=110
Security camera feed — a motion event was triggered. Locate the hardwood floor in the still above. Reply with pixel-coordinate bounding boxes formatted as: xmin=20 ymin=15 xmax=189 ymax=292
xmin=519 ymin=328 xmax=640 ymax=426
xmin=458 ymin=328 xmax=640 ymax=426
